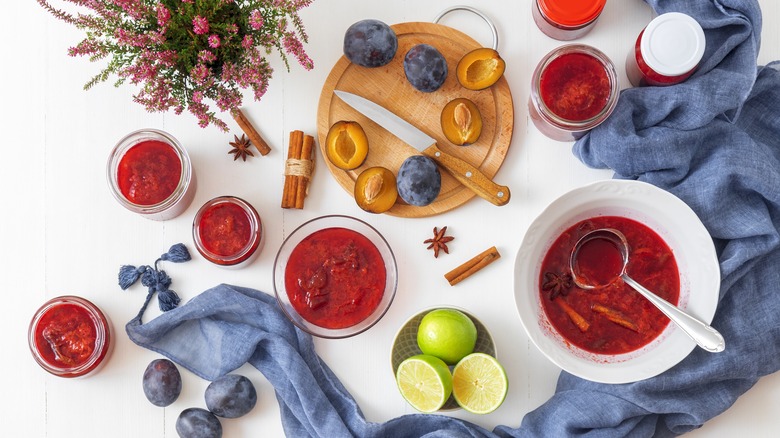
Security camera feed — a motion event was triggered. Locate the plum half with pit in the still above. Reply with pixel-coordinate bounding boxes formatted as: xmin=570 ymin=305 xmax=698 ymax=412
xmin=343 ymin=19 xmax=398 ymax=67
xmin=397 ymin=155 xmax=441 ymax=206
xmin=205 ymin=374 xmax=258 ymax=418
xmin=142 ymin=358 xmax=182 ymax=407
xmin=176 ymin=408 xmax=222 ymax=438
xmin=404 ymin=44 xmax=448 ymax=92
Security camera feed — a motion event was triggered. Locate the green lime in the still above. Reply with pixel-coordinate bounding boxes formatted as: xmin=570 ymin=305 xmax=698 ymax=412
xmin=395 ymin=354 xmax=453 ymax=413
xmin=452 ymin=353 xmax=508 ymax=414
xmin=417 ymin=308 xmax=477 ymax=365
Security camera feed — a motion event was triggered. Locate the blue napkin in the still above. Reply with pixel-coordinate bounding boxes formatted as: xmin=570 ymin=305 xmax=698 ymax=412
xmin=126 ymin=0 xmax=780 ymax=436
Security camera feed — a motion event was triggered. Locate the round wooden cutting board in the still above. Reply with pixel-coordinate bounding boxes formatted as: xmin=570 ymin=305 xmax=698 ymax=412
xmin=317 ymin=22 xmax=514 ymax=218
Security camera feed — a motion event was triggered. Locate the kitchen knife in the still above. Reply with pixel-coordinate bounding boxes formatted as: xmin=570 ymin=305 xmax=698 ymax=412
xmin=333 ymin=90 xmax=510 ymax=206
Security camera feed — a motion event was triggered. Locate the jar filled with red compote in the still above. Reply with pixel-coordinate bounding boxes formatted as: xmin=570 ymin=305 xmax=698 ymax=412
xmin=625 ymin=12 xmax=705 ymax=87
xmin=107 ymin=129 xmax=196 ymax=221
xmin=192 ymin=196 xmax=263 ymax=268
xmin=28 ymin=296 xmax=113 ymax=378
xmin=532 ymin=0 xmax=607 ymax=41
xmin=529 ymin=44 xmax=619 ymax=142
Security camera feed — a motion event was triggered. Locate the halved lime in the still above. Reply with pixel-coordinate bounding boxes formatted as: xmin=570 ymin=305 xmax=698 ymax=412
xmin=395 ymin=354 xmax=453 ymax=413
xmin=452 ymin=353 xmax=508 ymax=414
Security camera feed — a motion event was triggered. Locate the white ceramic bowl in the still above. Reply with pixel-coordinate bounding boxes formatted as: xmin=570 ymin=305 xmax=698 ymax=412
xmin=514 ymin=180 xmax=720 ymax=383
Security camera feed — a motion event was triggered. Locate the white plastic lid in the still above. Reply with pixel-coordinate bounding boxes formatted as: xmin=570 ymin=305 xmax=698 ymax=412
xmin=640 ymin=12 xmax=706 ymax=76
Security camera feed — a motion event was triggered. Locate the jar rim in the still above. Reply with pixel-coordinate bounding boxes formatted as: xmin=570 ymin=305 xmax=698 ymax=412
xmin=28 ymin=295 xmax=111 ymax=377
xmin=531 ymin=44 xmax=620 ymax=131
xmin=192 ymin=196 xmax=263 ymax=266
xmin=106 ymin=128 xmax=193 ymax=216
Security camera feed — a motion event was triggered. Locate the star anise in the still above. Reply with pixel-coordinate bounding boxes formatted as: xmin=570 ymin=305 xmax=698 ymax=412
xmin=228 ymin=134 xmax=254 ymax=161
xmin=424 ymin=226 xmax=454 ymax=258
xmin=542 ymin=271 xmax=573 ymax=300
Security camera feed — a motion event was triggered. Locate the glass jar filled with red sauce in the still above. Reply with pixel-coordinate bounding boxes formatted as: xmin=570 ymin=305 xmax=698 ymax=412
xmin=626 ymin=12 xmax=706 ymax=87
xmin=539 ymin=216 xmax=680 ymax=355
xmin=529 ymin=44 xmax=619 ymax=141
xmin=28 ymin=296 xmax=113 ymax=378
xmin=192 ymin=196 xmax=263 ymax=268
xmin=532 ymin=0 xmax=607 ymax=41
xmin=107 ymin=129 xmax=195 ymax=221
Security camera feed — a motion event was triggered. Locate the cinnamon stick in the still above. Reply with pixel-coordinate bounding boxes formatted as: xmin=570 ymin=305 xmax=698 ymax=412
xmin=444 ymin=246 xmax=500 ymax=286
xmin=294 ymin=134 xmax=315 ymax=209
xmin=232 ymin=108 xmax=271 ymax=155
xmin=282 ymin=130 xmax=304 ymax=208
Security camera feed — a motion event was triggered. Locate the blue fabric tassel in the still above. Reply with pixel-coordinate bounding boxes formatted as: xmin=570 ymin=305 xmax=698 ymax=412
xmin=159 ymin=243 xmax=191 ymax=263
xmin=118 ymin=244 xmax=190 ymax=316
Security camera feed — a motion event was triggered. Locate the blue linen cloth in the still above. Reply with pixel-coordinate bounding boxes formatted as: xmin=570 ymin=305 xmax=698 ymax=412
xmin=125 ymin=0 xmax=780 ymax=436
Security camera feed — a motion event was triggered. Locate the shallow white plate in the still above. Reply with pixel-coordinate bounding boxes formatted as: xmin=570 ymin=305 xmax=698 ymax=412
xmin=514 ymin=179 xmax=720 ymax=384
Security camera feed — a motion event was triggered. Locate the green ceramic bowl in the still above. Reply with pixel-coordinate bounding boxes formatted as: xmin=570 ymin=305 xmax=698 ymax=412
xmin=390 ymin=307 xmax=496 ymax=411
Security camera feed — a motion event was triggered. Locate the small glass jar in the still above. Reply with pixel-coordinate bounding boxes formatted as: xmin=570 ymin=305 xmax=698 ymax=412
xmin=532 ymin=0 xmax=607 ymax=41
xmin=625 ymin=12 xmax=705 ymax=87
xmin=193 ymin=196 xmax=264 ymax=268
xmin=107 ymin=129 xmax=196 ymax=221
xmin=28 ymin=296 xmax=113 ymax=378
xmin=529 ymin=44 xmax=620 ymax=142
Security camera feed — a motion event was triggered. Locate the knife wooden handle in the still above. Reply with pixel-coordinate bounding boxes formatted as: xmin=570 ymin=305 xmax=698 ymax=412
xmin=423 ymin=145 xmax=510 ymax=206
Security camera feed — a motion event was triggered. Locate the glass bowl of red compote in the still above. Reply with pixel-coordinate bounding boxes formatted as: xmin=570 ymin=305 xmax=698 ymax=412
xmin=273 ymin=215 xmax=398 ymax=338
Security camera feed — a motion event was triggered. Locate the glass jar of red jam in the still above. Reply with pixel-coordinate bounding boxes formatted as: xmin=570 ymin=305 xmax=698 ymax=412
xmin=532 ymin=0 xmax=607 ymax=41
xmin=528 ymin=44 xmax=619 ymax=142
xmin=28 ymin=296 xmax=113 ymax=378
xmin=625 ymin=12 xmax=705 ymax=87
xmin=107 ymin=129 xmax=196 ymax=221
xmin=192 ymin=196 xmax=263 ymax=268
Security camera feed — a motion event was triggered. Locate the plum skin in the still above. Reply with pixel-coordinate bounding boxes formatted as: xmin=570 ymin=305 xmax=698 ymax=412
xmin=176 ymin=408 xmax=222 ymax=438
xmin=142 ymin=358 xmax=182 ymax=407
xmin=396 ymin=156 xmax=441 ymax=206
xmin=404 ymin=44 xmax=448 ymax=92
xmin=205 ymin=374 xmax=258 ymax=418
xmin=343 ymin=19 xmax=398 ymax=67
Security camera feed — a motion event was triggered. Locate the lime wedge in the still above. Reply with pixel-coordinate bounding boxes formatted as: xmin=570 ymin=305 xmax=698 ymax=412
xmin=452 ymin=353 xmax=508 ymax=414
xmin=396 ymin=354 xmax=453 ymax=413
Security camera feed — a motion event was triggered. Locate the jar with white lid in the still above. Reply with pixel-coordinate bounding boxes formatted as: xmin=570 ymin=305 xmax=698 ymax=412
xmin=626 ymin=12 xmax=706 ymax=87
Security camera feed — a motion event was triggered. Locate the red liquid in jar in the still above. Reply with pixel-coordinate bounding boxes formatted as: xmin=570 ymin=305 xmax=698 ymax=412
xmin=117 ymin=140 xmax=182 ymax=206
xmin=35 ymin=303 xmax=97 ymax=368
xmin=285 ymin=227 xmax=386 ymax=329
xmin=198 ymin=202 xmax=252 ymax=257
xmin=540 ymin=216 xmax=680 ymax=355
xmin=540 ymin=52 xmax=610 ymax=121
xmin=574 ymin=238 xmax=624 ymax=287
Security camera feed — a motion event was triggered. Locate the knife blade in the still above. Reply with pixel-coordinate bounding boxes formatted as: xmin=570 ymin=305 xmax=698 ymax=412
xmin=334 ymin=90 xmax=510 ymax=206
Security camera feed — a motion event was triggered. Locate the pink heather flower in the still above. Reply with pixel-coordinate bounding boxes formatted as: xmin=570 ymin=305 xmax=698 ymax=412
xmin=192 ymin=15 xmax=209 ymax=35
xmin=241 ymin=35 xmax=254 ymax=50
xmin=192 ymin=90 xmax=204 ymax=103
xmin=226 ymin=24 xmax=238 ymax=34
xmin=208 ymin=35 xmax=221 ymax=48
xmin=249 ymin=10 xmax=264 ymax=30
xmin=283 ymin=33 xmax=314 ymax=70
xmin=198 ymin=50 xmax=217 ymax=63
xmin=155 ymin=4 xmax=171 ymax=27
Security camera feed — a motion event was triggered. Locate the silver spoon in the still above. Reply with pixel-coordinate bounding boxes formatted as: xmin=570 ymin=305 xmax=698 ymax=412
xmin=570 ymin=228 xmax=725 ymax=353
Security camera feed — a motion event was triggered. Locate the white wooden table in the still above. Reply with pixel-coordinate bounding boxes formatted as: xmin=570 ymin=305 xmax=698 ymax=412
xmin=3 ymin=1 xmax=779 ymax=436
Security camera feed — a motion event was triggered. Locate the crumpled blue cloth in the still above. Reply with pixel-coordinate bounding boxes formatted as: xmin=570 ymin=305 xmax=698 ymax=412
xmin=126 ymin=0 xmax=780 ymax=436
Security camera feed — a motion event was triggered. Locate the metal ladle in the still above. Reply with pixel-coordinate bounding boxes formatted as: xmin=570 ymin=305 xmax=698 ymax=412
xmin=570 ymin=228 xmax=725 ymax=353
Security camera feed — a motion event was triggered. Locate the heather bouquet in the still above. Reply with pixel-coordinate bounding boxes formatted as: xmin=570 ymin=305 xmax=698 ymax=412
xmin=38 ymin=0 xmax=314 ymax=131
